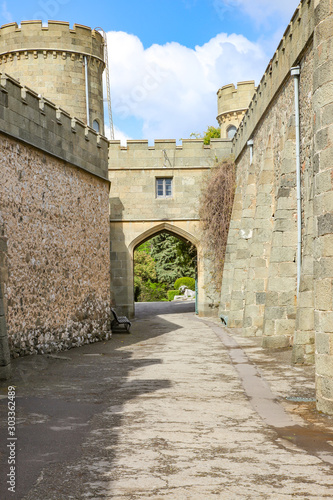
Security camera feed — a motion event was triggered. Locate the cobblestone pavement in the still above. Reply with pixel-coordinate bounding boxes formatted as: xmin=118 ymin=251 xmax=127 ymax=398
xmin=1 ymin=301 xmax=333 ymax=499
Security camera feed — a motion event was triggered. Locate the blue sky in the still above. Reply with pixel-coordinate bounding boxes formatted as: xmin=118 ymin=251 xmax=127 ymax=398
xmin=1 ymin=0 xmax=300 ymax=142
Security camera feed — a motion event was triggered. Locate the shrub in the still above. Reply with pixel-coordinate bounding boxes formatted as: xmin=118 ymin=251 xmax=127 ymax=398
xmin=167 ymin=290 xmax=179 ymax=301
xmin=199 ymin=161 xmax=235 ymax=290
xmin=174 ymin=277 xmax=195 ymax=291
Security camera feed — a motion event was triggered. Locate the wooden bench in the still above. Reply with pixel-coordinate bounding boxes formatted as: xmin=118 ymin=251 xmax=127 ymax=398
xmin=111 ymin=308 xmax=131 ymax=332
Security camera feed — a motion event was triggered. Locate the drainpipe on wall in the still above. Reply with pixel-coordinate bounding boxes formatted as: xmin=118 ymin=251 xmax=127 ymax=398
xmin=247 ymin=139 xmax=253 ymax=164
xmin=291 ymin=66 xmax=301 ymax=297
xmin=84 ymin=56 xmax=90 ymax=127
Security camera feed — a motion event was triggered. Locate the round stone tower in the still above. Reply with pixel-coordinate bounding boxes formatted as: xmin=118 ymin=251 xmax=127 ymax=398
xmin=217 ymin=81 xmax=255 ymax=139
xmin=0 ymin=20 xmax=105 ymax=134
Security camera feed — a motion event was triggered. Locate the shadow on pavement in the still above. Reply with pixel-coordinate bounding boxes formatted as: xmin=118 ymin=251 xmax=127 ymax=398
xmin=0 ymin=302 xmax=190 ymax=499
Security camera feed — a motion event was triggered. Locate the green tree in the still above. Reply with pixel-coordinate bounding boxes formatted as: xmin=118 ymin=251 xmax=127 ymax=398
xmin=150 ymin=233 xmax=196 ymax=287
xmin=134 ymin=250 xmax=157 ymax=283
xmin=190 ymin=125 xmax=221 ymax=144
xmin=203 ymin=126 xmax=221 ymax=144
xmin=134 ymin=233 xmax=197 ymax=301
xmin=133 ymin=249 xmax=157 ymax=301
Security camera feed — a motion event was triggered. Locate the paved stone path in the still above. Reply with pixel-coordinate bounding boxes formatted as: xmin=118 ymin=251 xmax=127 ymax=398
xmin=1 ymin=302 xmax=333 ymax=499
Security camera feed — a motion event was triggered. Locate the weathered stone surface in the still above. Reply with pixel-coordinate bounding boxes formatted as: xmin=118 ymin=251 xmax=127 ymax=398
xmin=318 ymin=213 xmax=333 ymax=236
xmin=219 ymin=0 xmax=333 ymax=413
xmin=0 ymin=21 xmax=105 ymax=134
xmin=0 ymin=133 xmax=111 ymax=356
xmin=109 ymin=139 xmax=232 ymax=317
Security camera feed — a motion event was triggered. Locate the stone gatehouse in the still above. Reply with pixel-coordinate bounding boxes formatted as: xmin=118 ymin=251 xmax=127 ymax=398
xmin=108 ymin=138 xmax=231 ymax=317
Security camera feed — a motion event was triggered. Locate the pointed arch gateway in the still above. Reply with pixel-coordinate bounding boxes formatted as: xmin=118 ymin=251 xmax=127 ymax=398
xmin=109 ymin=217 xmax=211 ymax=319
xmin=129 ymin=222 xmax=199 ymax=316
xmin=129 ymin=222 xmax=199 ymax=254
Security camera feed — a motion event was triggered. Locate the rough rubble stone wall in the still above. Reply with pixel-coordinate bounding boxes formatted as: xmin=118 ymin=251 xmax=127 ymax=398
xmin=1 ymin=133 xmax=111 ymax=357
xmin=0 ymin=211 xmax=10 ymax=377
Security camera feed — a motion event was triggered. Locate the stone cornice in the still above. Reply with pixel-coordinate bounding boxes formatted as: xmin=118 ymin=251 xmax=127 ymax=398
xmin=0 ymin=48 xmax=104 ymax=65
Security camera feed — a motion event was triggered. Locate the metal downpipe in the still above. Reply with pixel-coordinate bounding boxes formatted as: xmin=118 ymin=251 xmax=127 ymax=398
xmin=84 ymin=56 xmax=90 ymax=127
xmin=291 ymin=66 xmax=301 ymax=297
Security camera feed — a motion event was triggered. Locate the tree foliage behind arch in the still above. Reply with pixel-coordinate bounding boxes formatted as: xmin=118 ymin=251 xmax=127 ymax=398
xmin=134 ymin=233 xmax=197 ymax=302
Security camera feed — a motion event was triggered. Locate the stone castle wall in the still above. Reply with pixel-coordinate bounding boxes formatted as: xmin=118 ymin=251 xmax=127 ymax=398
xmin=219 ymin=0 xmax=333 ymax=414
xmin=232 ymin=0 xmax=314 ymax=157
xmin=0 ymin=70 xmax=111 ymax=360
xmin=0 ymin=21 xmax=105 ymax=133
xmin=109 ymin=139 xmax=232 ymax=221
xmin=312 ymin=0 xmax=333 ymax=415
xmin=108 ymin=138 xmax=232 ymax=318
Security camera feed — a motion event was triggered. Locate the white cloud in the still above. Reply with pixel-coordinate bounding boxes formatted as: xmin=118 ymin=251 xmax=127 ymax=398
xmin=107 ymin=31 xmax=268 ymax=142
xmin=1 ymin=1 xmax=13 ymax=23
xmin=212 ymin=0 xmax=299 ymax=26
xmin=103 ymin=123 xmax=133 ymax=145
xmin=113 ymin=126 xmax=133 ymax=146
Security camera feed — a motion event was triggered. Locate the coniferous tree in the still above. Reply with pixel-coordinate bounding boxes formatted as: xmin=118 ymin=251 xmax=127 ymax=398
xmin=150 ymin=233 xmax=196 ymax=287
xmin=134 ymin=232 xmax=196 ymax=301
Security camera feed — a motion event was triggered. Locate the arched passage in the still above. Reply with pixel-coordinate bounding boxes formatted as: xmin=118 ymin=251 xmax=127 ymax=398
xmin=129 ymin=223 xmax=199 ymax=254
xmin=132 ymin=225 xmax=197 ymax=305
xmin=110 ymin=220 xmax=213 ymax=319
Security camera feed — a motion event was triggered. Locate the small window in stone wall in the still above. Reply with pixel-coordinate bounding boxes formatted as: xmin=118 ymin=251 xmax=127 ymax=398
xmin=92 ymin=119 xmax=100 ymax=133
xmin=156 ymin=178 xmax=173 ymax=198
xmin=227 ymin=125 xmax=237 ymax=139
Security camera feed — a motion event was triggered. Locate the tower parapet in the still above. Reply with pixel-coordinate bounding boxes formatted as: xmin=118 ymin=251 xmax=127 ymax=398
xmin=217 ymin=81 xmax=255 ymax=139
xmin=0 ymin=21 xmax=105 ymax=133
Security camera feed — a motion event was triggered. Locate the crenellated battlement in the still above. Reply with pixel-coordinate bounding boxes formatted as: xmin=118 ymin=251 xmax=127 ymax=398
xmin=217 ymin=81 xmax=256 ymax=116
xmin=108 ymin=138 xmax=232 ymax=170
xmin=217 ymin=81 xmax=256 ymax=138
xmin=232 ymin=0 xmax=314 ymax=158
xmin=0 ymin=21 xmax=104 ymax=61
xmin=110 ymin=138 xmax=231 ymax=151
xmin=0 ymin=20 xmax=105 ymax=130
xmin=0 ymin=71 xmax=109 ymax=180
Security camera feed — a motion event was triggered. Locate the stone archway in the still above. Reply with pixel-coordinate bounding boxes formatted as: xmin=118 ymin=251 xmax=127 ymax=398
xmin=110 ymin=219 xmax=213 ymax=318
xmin=129 ymin=222 xmax=199 ymax=253
xmin=130 ymin=223 xmax=198 ymax=312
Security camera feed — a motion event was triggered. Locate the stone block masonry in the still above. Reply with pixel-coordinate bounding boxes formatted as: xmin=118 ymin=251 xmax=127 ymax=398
xmin=0 ymin=21 xmax=105 ymax=134
xmin=219 ymin=0 xmax=333 ymax=414
xmin=217 ymin=81 xmax=256 ymax=139
xmin=108 ymin=138 xmax=233 ymax=318
xmin=312 ymin=0 xmax=333 ymax=415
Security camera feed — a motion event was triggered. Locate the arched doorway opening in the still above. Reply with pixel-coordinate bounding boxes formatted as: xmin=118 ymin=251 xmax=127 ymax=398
xmin=133 ymin=230 xmax=197 ymax=305
xmin=127 ymin=223 xmax=200 ymax=318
